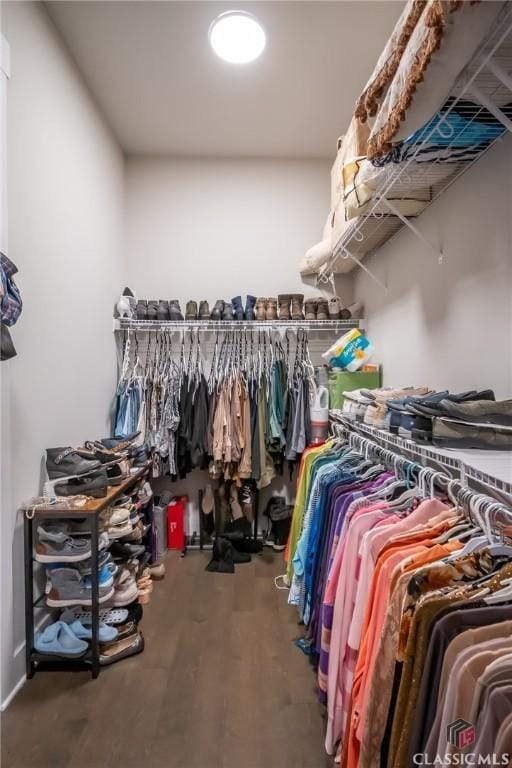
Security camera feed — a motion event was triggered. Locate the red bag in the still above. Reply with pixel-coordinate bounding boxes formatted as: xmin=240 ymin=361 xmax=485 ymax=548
xmin=167 ymin=496 xmax=187 ymax=550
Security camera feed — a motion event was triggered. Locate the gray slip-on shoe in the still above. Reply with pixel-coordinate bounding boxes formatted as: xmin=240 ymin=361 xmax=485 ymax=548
xmin=46 ymin=568 xmax=114 ymax=607
xmin=439 ymin=399 xmax=512 ymax=427
xmin=432 ymin=418 xmax=512 ymax=450
xmin=35 ymin=525 xmax=91 ymax=563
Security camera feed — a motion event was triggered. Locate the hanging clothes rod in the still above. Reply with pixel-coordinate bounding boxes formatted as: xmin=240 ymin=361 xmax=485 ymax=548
xmin=113 ymin=318 xmax=362 ymax=333
xmin=331 ymin=420 xmax=512 ymax=528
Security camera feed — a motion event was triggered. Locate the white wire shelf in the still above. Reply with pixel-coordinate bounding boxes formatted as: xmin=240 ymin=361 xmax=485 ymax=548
xmin=113 ymin=318 xmax=362 ymax=333
xmin=330 ymin=411 xmax=512 ymax=500
xmin=326 ymin=4 xmax=512 ymax=280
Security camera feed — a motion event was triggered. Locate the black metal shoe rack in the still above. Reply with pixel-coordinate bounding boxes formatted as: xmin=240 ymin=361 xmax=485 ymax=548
xmin=23 ymin=468 xmax=147 ymax=680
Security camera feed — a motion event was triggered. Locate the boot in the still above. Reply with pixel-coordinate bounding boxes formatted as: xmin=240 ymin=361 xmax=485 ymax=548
xmin=255 ymin=298 xmax=267 ymax=321
xmin=210 ymin=300 xmax=224 ymax=321
xmin=147 ymin=300 xmax=158 ymax=321
xmin=291 ymin=294 xmax=304 ymax=321
xmin=216 ymin=484 xmax=230 ymax=533
xmin=205 ymin=537 xmax=235 ymax=574
xmin=231 ymin=296 xmax=245 ymax=321
xmin=278 ymin=294 xmax=292 ymax=321
xmin=304 ymin=298 xmax=317 ymax=321
xmin=272 ymin=517 xmax=292 ymax=551
xmin=347 ymin=302 xmax=363 ymax=319
xmin=224 ymin=517 xmax=252 ymax=537
xmin=316 ymin=298 xmax=329 ymax=321
xmin=222 ymin=302 xmax=234 ymax=321
xmin=240 ymin=480 xmax=256 ymax=522
xmin=266 ymin=298 xmax=278 ymax=321
xmin=169 ymin=300 xmax=184 ymax=321
xmin=198 ymin=300 xmax=210 ymax=320
xmin=328 ymin=296 xmax=341 ymax=320
xmin=185 ymin=301 xmax=198 ymax=321
xmin=245 ymin=295 xmax=256 ymax=321
xmin=136 ymin=300 xmax=148 ymax=320
xmin=117 ymin=289 xmax=136 ymax=319
xmin=157 ymin=300 xmax=170 ymax=321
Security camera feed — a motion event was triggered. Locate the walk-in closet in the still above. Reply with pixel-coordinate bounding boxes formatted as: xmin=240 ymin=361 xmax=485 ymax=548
xmin=1 ymin=2 xmax=512 ymax=767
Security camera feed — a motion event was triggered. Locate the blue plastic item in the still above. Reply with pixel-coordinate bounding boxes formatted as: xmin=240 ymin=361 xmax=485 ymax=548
xmin=35 ymin=621 xmax=88 ymax=657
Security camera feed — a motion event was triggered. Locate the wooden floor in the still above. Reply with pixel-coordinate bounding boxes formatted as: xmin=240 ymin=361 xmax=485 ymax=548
xmin=2 ymin=550 xmax=331 ymax=768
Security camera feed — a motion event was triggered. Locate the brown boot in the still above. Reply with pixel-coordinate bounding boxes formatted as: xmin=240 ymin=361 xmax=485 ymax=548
xmin=291 ymin=294 xmax=304 ymax=321
xmin=266 ymin=297 xmax=278 ymax=321
xmin=255 ymin=298 xmax=267 ymax=321
xmin=278 ymin=294 xmax=292 ymax=321
xmin=316 ymin=297 xmax=329 ymax=321
xmin=304 ymin=298 xmax=317 ymax=321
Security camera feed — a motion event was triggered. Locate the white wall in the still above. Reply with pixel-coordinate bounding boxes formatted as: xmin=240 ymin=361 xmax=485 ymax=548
xmin=354 ymin=136 xmax=512 ymax=399
xmin=1 ymin=2 xmax=124 ymax=706
xmin=124 ymin=156 xmax=353 ymax=308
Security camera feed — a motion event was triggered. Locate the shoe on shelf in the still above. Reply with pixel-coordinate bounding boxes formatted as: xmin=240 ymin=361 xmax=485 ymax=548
xmin=210 ymin=300 xmax=225 ymax=321
xmin=169 ymin=300 xmax=184 ymax=321
xmin=117 ymin=288 xmax=136 ymax=319
xmin=156 ymin=300 xmax=170 ymax=321
xmin=266 ymin=298 xmax=278 ymax=321
xmin=46 ymin=447 xmax=101 ymax=480
xmin=438 ymin=397 xmax=511 ymax=426
xmin=148 ymin=561 xmax=165 ymax=580
xmin=316 ymin=298 xmax=329 ymax=321
xmin=255 ymin=298 xmax=267 ymax=321
xmin=46 ymin=567 xmax=114 ymax=607
xmin=147 ymin=300 xmax=158 ymax=322
xmin=185 ymin=300 xmax=198 ymax=321
xmin=291 ymin=294 xmax=304 ymax=321
xmin=328 ymin=296 xmax=341 ymax=320
xmin=99 ymin=631 xmax=144 ymax=666
xmin=55 ymin=468 xmax=109 ymax=499
xmin=304 ymin=298 xmax=317 ymax=321
xmin=198 ymin=300 xmax=210 ymax=320
xmin=109 ymin=541 xmax=145 ymax=559
xmin=82 ymin=565 xmax=116 ymax=590
xmin=61 ymin=606 xmax=129 ymax=626
xmin=136 ymin=300 xmax=148 ymax=320
xmin=35 ymin=524 xmax=91 ymax=563
xmin=245 ymin=295 xmax=256 ymax=321
xmin=222 ymin=302 xmax=234 ymax=321
xmin=231 ymin=296 xmax=245 ymax=321
xmin=108 ymin=569 xmax=140 ymax=607
xmin=278 ymin=294 xmax=292 ymax=321
xmin=35 ymin=621 xmax=88 ymax=658
xmin=68 ymin=618 xmax=119 ymax=644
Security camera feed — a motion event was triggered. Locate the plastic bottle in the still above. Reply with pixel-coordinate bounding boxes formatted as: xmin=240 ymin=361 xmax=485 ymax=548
xmin=310 ymin=385 xmax=329 ymax=444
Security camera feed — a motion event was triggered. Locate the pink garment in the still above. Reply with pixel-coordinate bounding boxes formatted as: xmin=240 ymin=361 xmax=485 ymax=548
xmin=369 ymin=498 xmax=450 ymax=562
xmin=325 ymin=504 xmax=391 ymax=754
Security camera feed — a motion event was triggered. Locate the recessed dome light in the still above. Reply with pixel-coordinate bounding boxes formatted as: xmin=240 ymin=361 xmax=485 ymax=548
xmin=209 ymin=11 xmax=266 ymax=64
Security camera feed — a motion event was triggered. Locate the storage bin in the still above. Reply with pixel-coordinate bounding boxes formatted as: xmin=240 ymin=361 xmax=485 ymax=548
xmin=328 ymin=370 xmax=381 ymax=410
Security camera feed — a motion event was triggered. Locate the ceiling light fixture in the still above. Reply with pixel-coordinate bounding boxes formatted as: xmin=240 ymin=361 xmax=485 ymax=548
xmin=208 ymin=11 xmax=266 ymax=64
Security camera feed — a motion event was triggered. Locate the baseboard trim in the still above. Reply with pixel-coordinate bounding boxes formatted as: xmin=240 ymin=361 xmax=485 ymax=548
xmin=1 ymin=674 xmax=25 ymax=711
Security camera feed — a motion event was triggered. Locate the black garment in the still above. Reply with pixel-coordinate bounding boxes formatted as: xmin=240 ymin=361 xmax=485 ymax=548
xmin=177 ymin=375 xmax=193 ymax=478
xmin=190 ymin=376 xmax=209 ymax=469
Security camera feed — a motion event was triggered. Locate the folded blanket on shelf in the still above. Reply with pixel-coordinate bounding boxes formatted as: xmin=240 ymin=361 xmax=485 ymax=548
xmin=367 ymin=0 xmax=505 ymax=159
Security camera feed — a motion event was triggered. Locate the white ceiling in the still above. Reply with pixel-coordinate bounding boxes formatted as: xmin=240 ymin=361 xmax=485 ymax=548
xmin=46 ymin=1 xmax=402 ymax=159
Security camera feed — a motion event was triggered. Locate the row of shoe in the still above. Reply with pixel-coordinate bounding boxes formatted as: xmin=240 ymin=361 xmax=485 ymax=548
xmin=117 ymin=288 xmax=360 ymax=323
xmin=46 ymin=435 xmax=148 ymax=499
xmin=35 ymin=603 xmax=145 ymax=666
xmin=341 ymin=387 xmax=512 ymax=449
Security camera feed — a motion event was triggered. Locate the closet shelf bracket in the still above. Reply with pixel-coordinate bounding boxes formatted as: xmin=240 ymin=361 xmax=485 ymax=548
xmin=380 ymin=198 xmax=444 ymax=265
xmin=333 ymin=246 xmax=388 ymax=292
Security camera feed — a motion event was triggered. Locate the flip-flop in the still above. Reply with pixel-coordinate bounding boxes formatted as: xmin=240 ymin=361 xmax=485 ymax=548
xmin=60 ymin=606 xmax=128 ymax=626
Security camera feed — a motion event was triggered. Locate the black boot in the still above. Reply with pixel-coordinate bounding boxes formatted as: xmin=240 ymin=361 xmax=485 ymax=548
xmin=231 ymin=296 xmax=245 ymax=321
xmin=205 ymin=537 xmax=235 ymax=573
xmin=245 ymin=295 xmax=257 ymax=321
